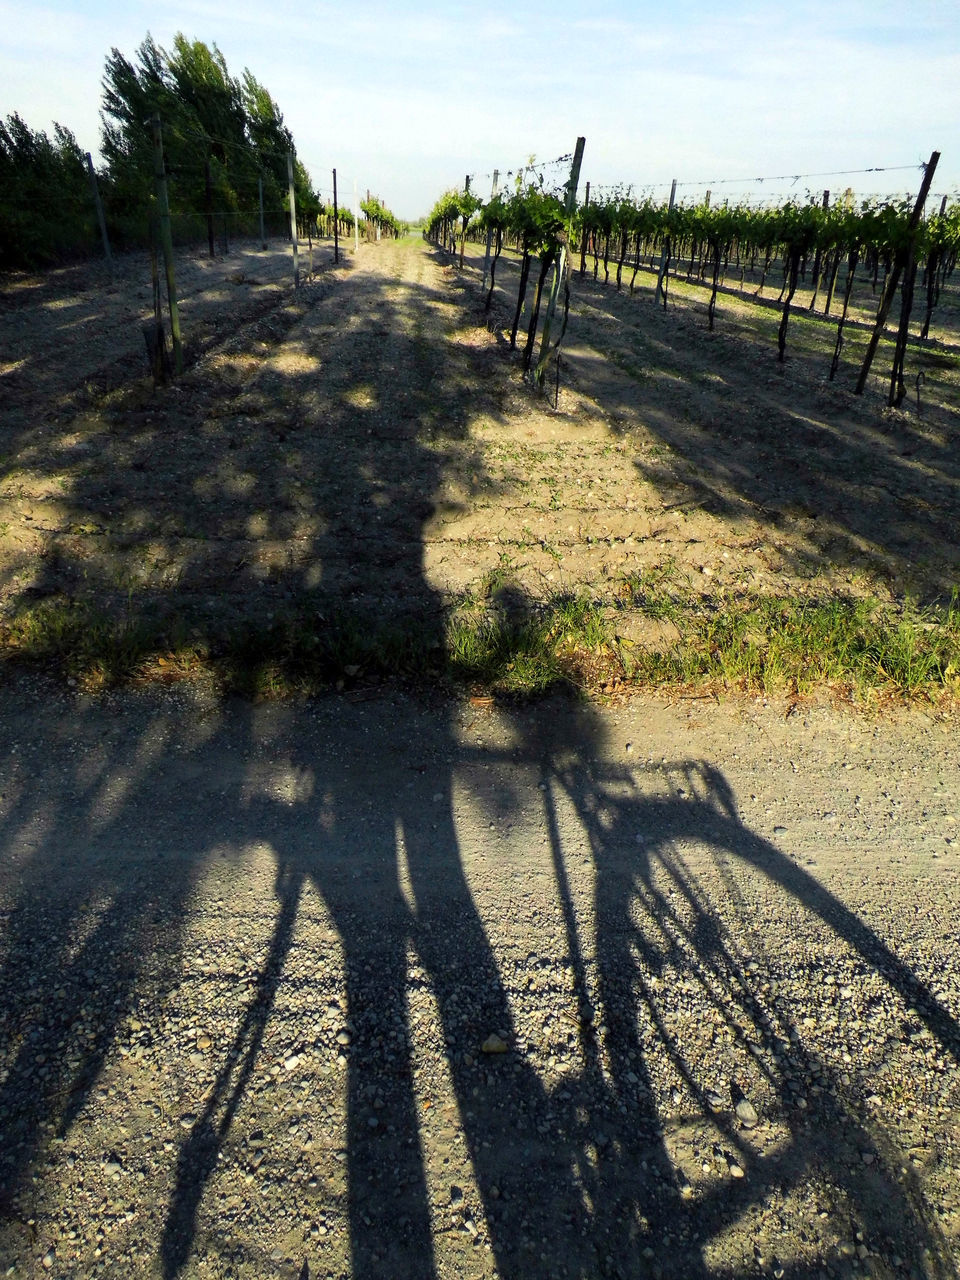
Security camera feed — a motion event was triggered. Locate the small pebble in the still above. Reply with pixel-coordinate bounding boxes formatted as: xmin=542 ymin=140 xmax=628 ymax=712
xmin=481 ymin=1034 xmax=507 ymax=1054
xmin=735 ymin=1098 xmax=759 ymax=1128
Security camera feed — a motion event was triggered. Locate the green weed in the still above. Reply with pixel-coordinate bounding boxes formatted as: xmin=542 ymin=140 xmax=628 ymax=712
xmin=1 ymin=588 xmax=958 ymax=706
xmin=620 ymin=591 xmax=960 ymax=703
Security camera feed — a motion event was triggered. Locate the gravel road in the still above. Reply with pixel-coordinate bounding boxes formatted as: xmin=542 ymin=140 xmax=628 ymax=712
xmin=0 ymin=676 xmax=958 ymax=1279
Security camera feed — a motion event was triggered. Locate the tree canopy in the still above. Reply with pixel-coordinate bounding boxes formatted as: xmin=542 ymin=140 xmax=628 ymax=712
xmin=0 ymin=114 xmax=93 ymax=268
xmin=0 ymin=32 xmax=334 ymax=268
xmin=99 ymin=33 xmax=318 ymax=243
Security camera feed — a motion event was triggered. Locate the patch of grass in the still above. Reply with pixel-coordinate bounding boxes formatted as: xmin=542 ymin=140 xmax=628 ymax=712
xmin=0 ymin=598 xmax=166 ymax=690
xmin=618 ymin=562 xmax=687 ymax=623
xmin=213 ymin=611 xmax=440 ymax=699
xmin=0 ymin=589 xmax=611 ymax=701
xmin=1 ymin=588 xmax=958 ymax=707
xmin=474 ymin=553 xmax=527 ymax=600
xmin=621 ymin=590 xmax=960 ymax=703
xmin=448 ymin=592 xmax=611 ymax=695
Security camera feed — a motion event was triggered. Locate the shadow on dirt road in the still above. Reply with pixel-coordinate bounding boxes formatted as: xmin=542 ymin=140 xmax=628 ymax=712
xmin=0 ymin=684 xmax=957 ymax=1278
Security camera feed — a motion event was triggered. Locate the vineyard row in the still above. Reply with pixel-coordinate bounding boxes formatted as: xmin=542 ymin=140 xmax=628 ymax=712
xmin=426 ymin=149 xmax=957 ymax=406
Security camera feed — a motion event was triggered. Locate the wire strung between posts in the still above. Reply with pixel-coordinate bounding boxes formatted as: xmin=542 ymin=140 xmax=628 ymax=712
xmin=154 ymin=124 xmax=342 ymax=198
xmin=673 ymin=161 xmax=926 ymax=188
xmin=466 ymin=152 xmax=574 ymax=185
xmin=163 ymin=121 xmax=295 ymax=165
xmin=168 ymin=208 xmax=288 ymax=218
xmin=161 ymin=122 xmax=335 ymax=181
xmin=588 ymin=161 xmax=928 ymax=200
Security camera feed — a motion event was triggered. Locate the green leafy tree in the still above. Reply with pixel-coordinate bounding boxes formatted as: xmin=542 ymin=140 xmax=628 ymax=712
xmin=0 ymin=114 xmax=94 ymax=267
xmin=99 ymin=33 xmax=320 ymax=245
xmin=241 ymin=70 xmax=293 ymax=213
xmin=100 ymin=35 xmax=178 ymax=236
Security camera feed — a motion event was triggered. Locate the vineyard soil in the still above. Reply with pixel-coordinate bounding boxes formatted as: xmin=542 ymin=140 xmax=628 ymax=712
xmin=1 ymin=236 xmax=958 ymax=656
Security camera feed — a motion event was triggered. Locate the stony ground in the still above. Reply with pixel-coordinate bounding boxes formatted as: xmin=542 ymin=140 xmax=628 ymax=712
xmin=0 ymin=679 xmax=959 ymax=1280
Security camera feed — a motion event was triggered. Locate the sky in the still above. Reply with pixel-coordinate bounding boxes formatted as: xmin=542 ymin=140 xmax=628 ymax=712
xmin=1 ymin=0 xmax=958 ymax=221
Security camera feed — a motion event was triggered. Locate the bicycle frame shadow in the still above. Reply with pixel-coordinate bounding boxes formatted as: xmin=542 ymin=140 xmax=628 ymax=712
xmin=526 ymin=706 xmax=958 ymax=1278
xmin=153 ymin=692 xmax=957 ymax=1279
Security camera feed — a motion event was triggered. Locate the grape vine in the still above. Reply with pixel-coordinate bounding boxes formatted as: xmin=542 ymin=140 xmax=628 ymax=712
xmin=427 ymin=161 xmax=958 ymax=403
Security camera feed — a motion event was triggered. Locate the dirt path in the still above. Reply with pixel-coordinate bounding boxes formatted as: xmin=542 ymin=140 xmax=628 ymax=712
xmin=0 ymin=676 xmax=958 ymax=1278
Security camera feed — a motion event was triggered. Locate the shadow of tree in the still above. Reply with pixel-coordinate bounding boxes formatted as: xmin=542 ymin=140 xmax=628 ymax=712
xmin=0 ymin=239 xmax=337 ymax=426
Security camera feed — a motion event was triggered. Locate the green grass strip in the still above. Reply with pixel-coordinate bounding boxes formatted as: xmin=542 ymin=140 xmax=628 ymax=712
xmin=1 ymin=588 xmax=958 ymax=705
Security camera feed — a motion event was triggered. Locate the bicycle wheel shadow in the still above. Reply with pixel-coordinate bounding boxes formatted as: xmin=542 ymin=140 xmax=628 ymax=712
xmin=154 ymin=690 xmax=958 ymax=1279
xmin=514 ymin=699 xmax=958 ymax=1279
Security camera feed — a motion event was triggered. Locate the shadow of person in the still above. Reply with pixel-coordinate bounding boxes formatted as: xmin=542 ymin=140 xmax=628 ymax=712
xmin=156 ymin=663 xmax=958 ymax=1279
xmin=7 ymin=670 xmax=954 ymax=1278
xmin=154 ymin=280 xmax=959 ymax=1272
xmin=158 ymin=695 xmax=608 ymax=1279
xmin=152 ymin=242 xmax=589 ymax=1276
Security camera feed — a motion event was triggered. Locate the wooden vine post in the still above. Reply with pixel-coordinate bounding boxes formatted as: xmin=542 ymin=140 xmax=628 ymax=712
xmin=777 ymin=245 xmax=803 ymax=362
xmin=808 ymin=190 xmax=829 ymax=310
xmin=333 ymin=168 xmax=340 ymax=264
xmin=142 ymin=208 xmax=170 ymax=384
xmin=854 ymin=150 xmax=939 ymax=396
xmin=149 ymin=115 xmax=183 ymax=376
xmin=481 ymin=170 xmax=499 ymax=293
xmin=459 ymin=175 xmax=470 ymax=269
xmin=579 ymin=181 xmax=590 ymax=277
xmin=655 ymin=179 xmax=678 ymax=308
xmin=534 ymin=136 xmax=586 ymax=391
xmin=287 ymin=152 xmax=300 ymax=289
xmin=889 ymin=239 xmax=919 ymax=406
xmin=258 ymin=174 xmax=266 ymax=249
xmin=920 ymin=194 xmax=949 ymax=339
xmin=85 ymin=153 xmax=112 ymax=267
xmin=828 ymin=246 xmax=861 ymax=381
xmin=205 ymin=157 xmax=215 ymax=258
xmin=707 ymin=235 xmax=722 ymax=332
